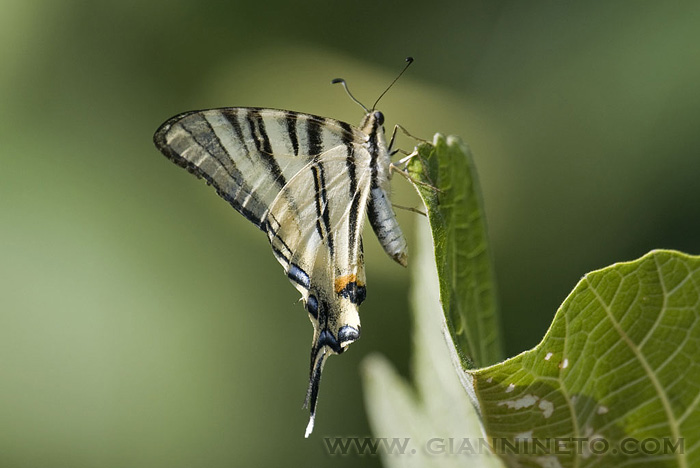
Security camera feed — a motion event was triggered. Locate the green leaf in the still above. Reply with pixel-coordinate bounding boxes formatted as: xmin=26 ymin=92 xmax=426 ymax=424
xmin=361 ymin=214 xmax=503 ymax=468
xmin=361 ymin=134 xmax=506 ymax=467
xmin=363 ymin=134 xmax=699 ymax=467
xmin=407 ymin=134 xmax=504 ymax=368
xmin=472 ymin=250 xmax=700 ymax=467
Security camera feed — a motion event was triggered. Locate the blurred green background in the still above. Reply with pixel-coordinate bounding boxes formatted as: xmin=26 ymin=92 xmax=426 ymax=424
xmin=2 ymin=1 xmax=699 ymax=467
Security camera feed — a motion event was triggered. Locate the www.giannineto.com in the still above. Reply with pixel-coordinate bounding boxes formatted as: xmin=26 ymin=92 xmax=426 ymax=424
xmin=322 ymin=436 xmax=685 ymax=457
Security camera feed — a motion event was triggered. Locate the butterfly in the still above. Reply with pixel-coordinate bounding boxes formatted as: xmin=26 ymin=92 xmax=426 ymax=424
xmin=153 ymin=58 xmax=413 ymax=437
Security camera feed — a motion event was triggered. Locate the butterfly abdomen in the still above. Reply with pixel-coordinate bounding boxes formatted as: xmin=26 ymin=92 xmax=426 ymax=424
xmin=367 ymin=186 xmax=408 ymax=266
xmin=360 ymin=111 xmax=409 ymax=267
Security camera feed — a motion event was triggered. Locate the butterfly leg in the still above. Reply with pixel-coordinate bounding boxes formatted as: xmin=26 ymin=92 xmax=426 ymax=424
xmin=387 ymin=125 xmax=433 ymax=179
xmin=391 ymin=159 xmax=440 ymax=193
xmin=389 ymin=147 xmax=440 ymax=196
xmin=387 ymin=124 xmax=431 ymax=175
xmin=387 ymin=125 xmax=440 ymax=195
xmin=388 ymin=124 xmax=429 ymax=155
xmin=391 ymin=202 xmax=427 ymax=217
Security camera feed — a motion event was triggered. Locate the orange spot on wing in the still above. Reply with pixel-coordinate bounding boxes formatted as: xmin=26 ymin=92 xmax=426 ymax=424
xmin=335 ymin=274 xmax=364 ymax=293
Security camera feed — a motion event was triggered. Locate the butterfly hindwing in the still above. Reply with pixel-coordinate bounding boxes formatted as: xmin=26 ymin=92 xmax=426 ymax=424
xmin=265 ymin=146 xmax=371 ymax=324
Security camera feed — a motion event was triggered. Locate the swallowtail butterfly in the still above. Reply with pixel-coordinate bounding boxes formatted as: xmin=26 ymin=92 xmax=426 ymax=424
xmin=153 ymin=58 xmax=413 ymax=437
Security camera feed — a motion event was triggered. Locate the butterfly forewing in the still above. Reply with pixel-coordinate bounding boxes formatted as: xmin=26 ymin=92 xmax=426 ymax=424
xmin=154 ymin=108 xmax=364 ymax=227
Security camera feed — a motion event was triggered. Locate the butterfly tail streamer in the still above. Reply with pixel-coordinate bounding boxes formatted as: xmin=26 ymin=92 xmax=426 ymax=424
xmin=303 ymin=346 xmax=329 ymax=438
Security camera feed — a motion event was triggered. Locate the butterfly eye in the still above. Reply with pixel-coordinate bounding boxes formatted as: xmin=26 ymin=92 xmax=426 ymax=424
xmin=373 ymin=111 xmax=384 ymax=126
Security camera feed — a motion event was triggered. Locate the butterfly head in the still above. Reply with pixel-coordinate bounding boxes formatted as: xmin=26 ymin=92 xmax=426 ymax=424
xmin=359 ymin=110 xmax=385 ymax=136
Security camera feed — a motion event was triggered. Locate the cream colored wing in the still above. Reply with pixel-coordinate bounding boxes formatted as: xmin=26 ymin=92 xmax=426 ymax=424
xmin=154 ymin=107 xmax=373 ymax=437
xmin=263 ymin=145 xmax=373 ymax=437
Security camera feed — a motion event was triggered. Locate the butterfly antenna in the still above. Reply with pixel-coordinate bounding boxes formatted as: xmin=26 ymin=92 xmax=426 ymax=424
xmin=331 ymin=78 xmax=370 ymax=113
xmin=371 ymin=56 xmax=414 ymax=111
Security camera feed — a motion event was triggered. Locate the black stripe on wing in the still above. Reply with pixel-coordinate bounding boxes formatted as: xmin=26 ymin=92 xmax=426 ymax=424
xmin=311 ymin=162 xmax=334 ymax=256
xmin=345 ymin=144 xmax=360 ymax=265
xmin=220 ymin=109 xmax=251 ymax=161
xmin=306 ymin=116 xmax=325 ymax=156
xmin=153 ymin=111 xmax=267 ymax=228
xmin=247 ymin=109 xmax=287 ymax=189
xmin=265 ymin=212 xmax=294 ymax=267
xmin=286 ymin=111 xmax=300 ymax=156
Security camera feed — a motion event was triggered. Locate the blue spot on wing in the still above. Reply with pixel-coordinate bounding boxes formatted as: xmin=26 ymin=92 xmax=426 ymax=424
xmin=306 ymin=295 xmax=319 ymax=319
xmin=287 ymin=264 xmax=310 ymax=289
